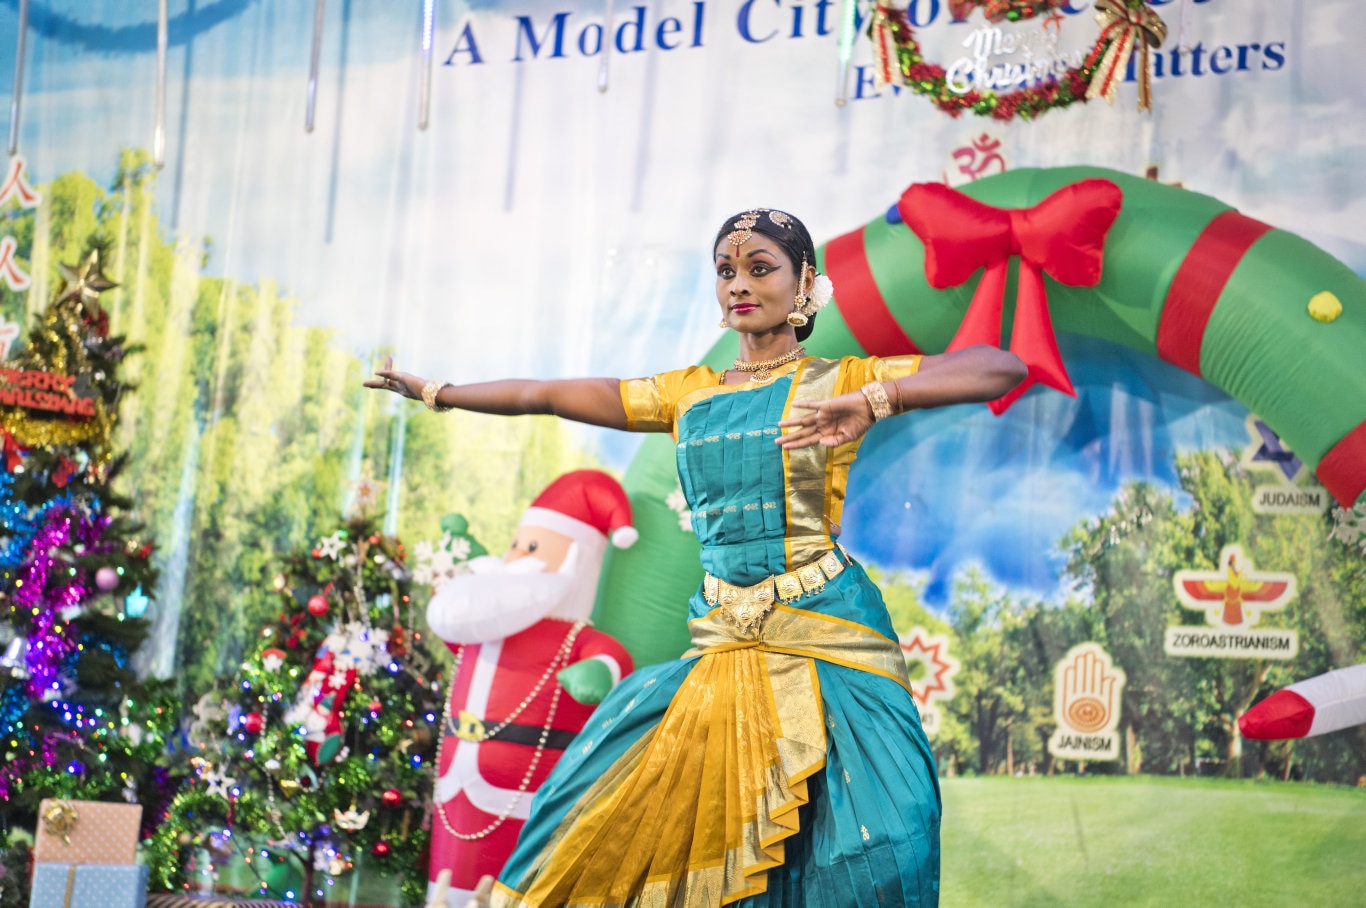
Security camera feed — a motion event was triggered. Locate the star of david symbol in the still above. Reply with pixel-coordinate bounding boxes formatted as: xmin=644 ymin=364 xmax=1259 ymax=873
xmin=1248 ymin=419 xmax=1302 ymax=482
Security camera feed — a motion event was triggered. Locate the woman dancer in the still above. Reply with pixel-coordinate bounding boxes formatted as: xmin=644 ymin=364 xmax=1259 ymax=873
xmin=368 ymin=208 xmax=1026 ymax=906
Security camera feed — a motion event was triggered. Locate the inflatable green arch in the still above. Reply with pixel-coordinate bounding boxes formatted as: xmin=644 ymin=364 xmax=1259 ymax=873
xmin=591 ymin=165 xmax=1366 ymax=667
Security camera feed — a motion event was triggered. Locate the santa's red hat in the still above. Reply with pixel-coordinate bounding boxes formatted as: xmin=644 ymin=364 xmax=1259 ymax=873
xmin=520 ymin=470 xmax=638 ymax=550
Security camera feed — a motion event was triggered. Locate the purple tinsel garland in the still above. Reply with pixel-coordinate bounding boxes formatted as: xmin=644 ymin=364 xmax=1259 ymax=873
xmin=11 ymin=506 xmax=110 ymax=698
xmin=0 ymin=728 xmax=81 ymax=799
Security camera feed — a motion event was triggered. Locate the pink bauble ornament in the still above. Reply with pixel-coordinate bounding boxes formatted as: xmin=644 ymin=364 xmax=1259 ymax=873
xmin=242 ymin=712 xmax=265 ymax=735
xmin=95 ymin=566 xmax=119 ymax=591
xmin=307 ymin=594 xmax=329 ymax=617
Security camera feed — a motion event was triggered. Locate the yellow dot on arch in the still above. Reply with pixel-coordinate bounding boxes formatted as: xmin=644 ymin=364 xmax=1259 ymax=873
xmin=1308 ymin=291 xmax=1342 ymax=323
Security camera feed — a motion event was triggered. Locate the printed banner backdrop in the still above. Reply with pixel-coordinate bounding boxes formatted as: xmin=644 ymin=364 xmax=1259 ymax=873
xmin=1 ymin=0 xmax=1364 ymax=904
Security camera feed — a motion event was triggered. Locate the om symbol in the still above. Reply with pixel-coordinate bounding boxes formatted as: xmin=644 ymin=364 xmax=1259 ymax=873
xmin=945 ymin=133 xmax=1008 ymax=186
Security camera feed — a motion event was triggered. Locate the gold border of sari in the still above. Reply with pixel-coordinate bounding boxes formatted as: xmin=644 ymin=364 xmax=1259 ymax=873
xmin=781 ymin=359 xmax=840 ymax=569
xmin=492 ymin=602 xmax=911 ymax=908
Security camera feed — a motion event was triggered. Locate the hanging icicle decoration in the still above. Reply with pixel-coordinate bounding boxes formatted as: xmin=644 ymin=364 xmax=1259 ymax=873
xmin=598 ymin=0 xmax=615 ymax=92
xmin=7 ymin=0 xmax=28 ymax=155
xmin=1177 ymin=0 xmax=1194 ymax=54
xmin=154 ymin=0 xmax=168 ymax=169
xmin=306 ymin=0 xmax=327 ymax=133
xmin=418 ymin=0 xmax=436 ymax=130
xmin=383 ymin=401 xmax=406 ymax=538
xmin=834 ymin=0 xmax=857 ymax=106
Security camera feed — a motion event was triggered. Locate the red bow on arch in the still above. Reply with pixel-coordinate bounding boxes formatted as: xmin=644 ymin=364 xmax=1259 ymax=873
xmin=898 ymin=178 xmax=1123 ymax=414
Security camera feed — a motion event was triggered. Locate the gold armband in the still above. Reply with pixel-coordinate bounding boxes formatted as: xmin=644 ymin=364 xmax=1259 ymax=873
xmin=421 ymin=380 xmax=454 ymax=412
xmin=860 ymin=381 xmax=893 ymax=421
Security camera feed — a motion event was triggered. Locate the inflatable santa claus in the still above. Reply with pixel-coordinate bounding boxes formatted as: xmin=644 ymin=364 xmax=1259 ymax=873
xmin=425 ymin=470 xmax=636 ymax=908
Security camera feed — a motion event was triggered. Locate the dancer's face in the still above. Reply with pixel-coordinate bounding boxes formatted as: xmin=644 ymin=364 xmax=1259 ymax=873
xmin=714 ymin=235 xmax=803 ymax=334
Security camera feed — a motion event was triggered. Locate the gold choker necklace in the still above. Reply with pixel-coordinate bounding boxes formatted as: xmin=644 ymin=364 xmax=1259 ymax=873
xmin=730 ymin=345 xmax=805 ymax=384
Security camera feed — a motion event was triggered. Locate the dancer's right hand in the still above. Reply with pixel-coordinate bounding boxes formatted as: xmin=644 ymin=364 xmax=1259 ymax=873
xmin=364 ymin=355 xmax=424 ymax=400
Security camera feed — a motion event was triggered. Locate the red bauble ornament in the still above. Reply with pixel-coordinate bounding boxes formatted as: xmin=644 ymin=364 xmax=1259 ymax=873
xmin=307 ymin=594 xmax=329 ymax=616
xmin=381 ymin=788 xmax=402 ymax=807
xmin=371 ymin=840 xmax=391 ymax=858
xmin=368 ymin=699 xmax=382 ymax=713
xmin=311 ymin=548 xmax=322 ymax=558
xmin=242 ymin=712 xmax=265 ymax=734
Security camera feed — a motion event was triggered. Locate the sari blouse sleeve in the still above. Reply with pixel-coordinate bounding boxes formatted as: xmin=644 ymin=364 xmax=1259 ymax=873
xmin=833 ymin=354 xmax=924 ymax=396
xmin=618 ymin=366 xmax=715 ymax=433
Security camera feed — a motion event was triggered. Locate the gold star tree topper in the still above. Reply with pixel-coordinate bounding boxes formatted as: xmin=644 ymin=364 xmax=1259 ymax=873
xmin=55 ymin=249 xmax=118 ymax=306
xmin=348 ymin=464 xmax=388 ymax=518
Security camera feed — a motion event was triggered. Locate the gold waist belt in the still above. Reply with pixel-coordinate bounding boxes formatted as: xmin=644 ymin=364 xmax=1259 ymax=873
xmin=702 ymin=546 xmax=849 ymax=637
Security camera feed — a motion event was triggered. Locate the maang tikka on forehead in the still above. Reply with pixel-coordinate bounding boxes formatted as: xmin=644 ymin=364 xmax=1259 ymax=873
xmin=725 ymin=208 xmax=796 ymax=247
xmin=725 ymin=211 xmax=761 ymax=247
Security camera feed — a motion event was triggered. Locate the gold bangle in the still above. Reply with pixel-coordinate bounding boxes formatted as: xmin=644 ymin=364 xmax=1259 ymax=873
xmin=421 ymin=380 xmax=454 ymax=412
xmin=861 ymin=381 xmax=893 ymax=421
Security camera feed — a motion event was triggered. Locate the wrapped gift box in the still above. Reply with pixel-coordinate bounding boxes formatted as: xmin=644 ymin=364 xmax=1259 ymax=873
xmin=30 ymin=862 xmax=148 ymax=908
xmin=32 ymin=799 xmax=142 ymax=865
xmin=26 ymin=863 xmax=73 ymax=908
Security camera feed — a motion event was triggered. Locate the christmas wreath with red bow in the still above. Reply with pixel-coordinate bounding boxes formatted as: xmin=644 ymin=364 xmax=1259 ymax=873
xmin=868 ymin=0 xmax=1167 ymax=121
xmin=949 ymin=0 xmax=1066 ymax=22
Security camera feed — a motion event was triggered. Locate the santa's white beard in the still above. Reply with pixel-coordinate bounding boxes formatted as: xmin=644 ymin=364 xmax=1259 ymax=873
xmin=426 ymin=556 xmax=574 ymax=644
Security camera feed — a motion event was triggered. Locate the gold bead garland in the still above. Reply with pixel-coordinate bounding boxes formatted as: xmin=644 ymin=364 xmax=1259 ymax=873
xmin=433 ymin=620 xmax=586 ymax=840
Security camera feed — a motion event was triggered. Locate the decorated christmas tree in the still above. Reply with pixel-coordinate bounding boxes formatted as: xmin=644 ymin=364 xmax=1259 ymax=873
xmin=146 ymin=491 xmax=470 ymax=907
xmin=0 ymin=247 xmax=170 ymax=824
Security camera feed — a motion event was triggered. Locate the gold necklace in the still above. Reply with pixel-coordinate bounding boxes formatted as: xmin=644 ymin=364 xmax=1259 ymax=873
xmin=729 ymin=344 xmax=806 ymax=384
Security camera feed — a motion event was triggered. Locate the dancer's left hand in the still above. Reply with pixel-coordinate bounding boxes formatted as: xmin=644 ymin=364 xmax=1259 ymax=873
xmin=777 ymin=393 xmax=876 ymax=449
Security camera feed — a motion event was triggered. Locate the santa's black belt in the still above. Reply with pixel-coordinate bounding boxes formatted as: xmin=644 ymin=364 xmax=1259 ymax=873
xmin=445 ymin=712 xmax=578 ymax=750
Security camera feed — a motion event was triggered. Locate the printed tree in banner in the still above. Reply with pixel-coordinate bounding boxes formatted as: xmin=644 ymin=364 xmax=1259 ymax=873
xmin=0 ymin=243 xmax=173 ymax=828
xmin=147 ymin=489 xmax=457 ymax=908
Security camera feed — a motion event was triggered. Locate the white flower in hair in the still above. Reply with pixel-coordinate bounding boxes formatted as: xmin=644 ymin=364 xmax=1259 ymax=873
xmin=809 ymin=273 xmax=835 ymax=311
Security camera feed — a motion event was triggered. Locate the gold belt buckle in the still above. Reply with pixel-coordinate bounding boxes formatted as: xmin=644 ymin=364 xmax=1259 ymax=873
xmin=704 ymin=549 xmax=849 ymax=638
xmin=455 ymin=710 xmax=487 ymax=742
xmin=720 ymin=579 xmax=774 ymax=638
xmin=704 ymin=575 xmax=774 ymax=638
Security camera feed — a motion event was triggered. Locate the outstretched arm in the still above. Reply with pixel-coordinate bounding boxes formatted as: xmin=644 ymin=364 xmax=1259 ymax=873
xmin=365 ymin=358 xmax=630 ymax=430
xmin=777 ymin=345 xmax=1027 ymax=449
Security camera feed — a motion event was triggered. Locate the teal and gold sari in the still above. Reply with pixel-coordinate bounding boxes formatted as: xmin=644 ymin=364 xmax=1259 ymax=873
xmin=493 ymin=356 xmax=940 ymax=907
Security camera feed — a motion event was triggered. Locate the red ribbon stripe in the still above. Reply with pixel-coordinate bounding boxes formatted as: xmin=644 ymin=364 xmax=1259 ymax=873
xmin=1156 ymin=210 xmax=1274 ymax=376
xmin=825 ymin=226 xmax=921 ymax=357
xmin=1318 ymin=418 xmax=1366 ymax=508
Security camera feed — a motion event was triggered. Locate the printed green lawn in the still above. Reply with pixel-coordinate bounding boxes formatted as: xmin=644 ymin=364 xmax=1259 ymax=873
xmin=941 ymin=775 xmax=1366 ymax=906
